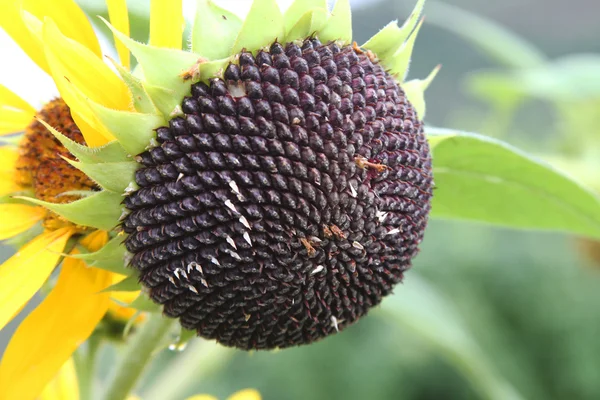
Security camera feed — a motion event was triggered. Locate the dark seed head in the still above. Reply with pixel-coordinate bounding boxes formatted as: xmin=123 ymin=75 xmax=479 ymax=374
xmin=123 ymin=40 xmax=433 ymax=350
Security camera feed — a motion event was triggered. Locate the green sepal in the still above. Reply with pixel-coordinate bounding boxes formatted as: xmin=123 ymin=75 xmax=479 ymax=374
xmin=15 ymin=190 xmax=122 ymax=231
xmin=143 ymin=84 xmax=180 ymax=118
xmin=231 ymin=0 xmax=285 ymax=54
xmin=285 ymin=8 xmax=328 ymax=42
xmin=102 ymin=274 xmax=140 ymax=293
xmin=192 ymin=0 xmax=243 ymax=60
xmin=87 ymin=100 xmax=165 ymax=156
xmin=403 ymin=64 xmax=441 ymax=118
xmin=363 ymin=0 xmax=425 ymax=59
xmin=73 ymin=235 xmax=131 ymax=275
xmin=283 ymin=0 xmax=327 ymax=33
xmin=108 ymin=57 xmax=160 ymax=115
xmin=73 ymin=235 xmax=125 ymax=262
xmin=318 ymin=0 xmax=352 ymax=44
xmin=101 ymin=17 xmax=200 ymax=116
xmin=63 ymin=158 xmax=138 ymax=194
xmin=388 ymin=17 xmax=424 ymax=80
xmin=129 ymin=293 xmax=162 ymax=313
xmin=37 ymin=119 xmax=129 ymax=163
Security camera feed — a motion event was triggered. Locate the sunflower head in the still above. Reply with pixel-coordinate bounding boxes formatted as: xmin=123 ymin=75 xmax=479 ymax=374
xmin=34 ymin=0 xmax=437 ymax=350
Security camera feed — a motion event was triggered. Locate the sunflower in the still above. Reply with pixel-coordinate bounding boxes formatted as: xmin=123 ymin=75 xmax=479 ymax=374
xmin=0 ymin=0 xmax=155 ymax=398
xmin=40 ymin=358 xmax=261 ymax=400
xmin=3 ymin=0 xmax=437 ymax=358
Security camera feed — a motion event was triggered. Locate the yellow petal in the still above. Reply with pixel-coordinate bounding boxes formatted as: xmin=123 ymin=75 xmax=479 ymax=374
xmin=0 ymin=227 xmax=73 ymax=331
xmin=227 ymin=389 xmax=262 ymax=400
xmin=0 ymin=204 xmax=45 ymax=240
xmin=0 ymin=0 xmax=101 ymax=74
xmin=0 ymin=146 xmax=20 ymax=196
xmin=106 ymin=0 xmax=131 ymax=70
xmin=150 ymin=0 xmax=184 ymax=49
xmin=0 ymin=253 xmax=112 ymax=400
xmin=0 ymin=84 xmax=35 ymax=135
xmin=42 ymin=18 xmax=130 ymax=111
xmin=39 ymin=359 xmax=79 ymax=400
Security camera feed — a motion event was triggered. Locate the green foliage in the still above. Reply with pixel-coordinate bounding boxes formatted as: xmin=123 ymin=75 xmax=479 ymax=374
xmin=428 ymin=128 xmax=600 ymax=239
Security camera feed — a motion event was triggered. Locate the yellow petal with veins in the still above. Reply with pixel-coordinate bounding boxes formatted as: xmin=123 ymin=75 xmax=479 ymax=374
xmin=41 ymin=18 xmax=131 ymax=111
xmin=0 ymin=204 xmax=46 ymax=240
xmin=38 ymin=359 xmax=79 ymax=400
xmin=0 ymin=84 xmax=35 ymax=135
xmin=106 ymin=0 xmax=131 ymax=70
xmin=0 ymin=227 xmax=73 ymax=331
xmin=150 ymin=0 xmax=184 ymax=49
xmin=0 ymin=0 xmax=101 ymax=74
xmin=0 ymin=251 xmax=112 ymax=400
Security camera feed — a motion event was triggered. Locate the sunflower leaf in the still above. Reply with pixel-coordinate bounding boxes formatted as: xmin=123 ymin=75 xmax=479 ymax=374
xmin=15 ymin=190 xmax=122 ymax=231
xmin=191 ymin=0 xmax=243 ymax=59
xmin=427 ymin=128 xmax=600 ymax=239
xmin=318 ymin=0 xmax=352 ymax=44
xmin=231 ymin=0 xmax=285 ymax=55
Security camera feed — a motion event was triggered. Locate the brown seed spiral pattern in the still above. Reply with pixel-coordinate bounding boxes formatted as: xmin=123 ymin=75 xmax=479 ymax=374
xmin=122 ymin=38 xmax=433 ymax=350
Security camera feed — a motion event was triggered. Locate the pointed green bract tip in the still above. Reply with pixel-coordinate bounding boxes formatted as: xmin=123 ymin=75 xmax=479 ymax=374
xmin=318 ymin=0 xmax=352 ymax=43
xmin=63 ymin=157 xmax=138 ymax=194
xmin=192 ymin=0 xmax=243 ymax=59
xmin=231 ymin=0 xmax=285 ymax=54
xmin=87 ymin=100 xmax=165 ymax=156
xmin=16 ymin=190 xmax=122 ymax=231
xmin=389 ymin=17 xmax=425 ymax=80
xmin=403 ymin=64 xmax=441 ymax=118
xmin=37 ymin=119 xmax=129 ymax=163
xmin=284 ymin=0 xmax=328 ymax=32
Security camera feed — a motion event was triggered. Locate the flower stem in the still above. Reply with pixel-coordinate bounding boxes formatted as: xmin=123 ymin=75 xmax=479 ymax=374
xmin=74 ymin=335 xmax=102 ymax=400
xmin=102 ymin=314 xmax=175 ymax=400
xmin=144 ymin=339 xmax=235 ymax=400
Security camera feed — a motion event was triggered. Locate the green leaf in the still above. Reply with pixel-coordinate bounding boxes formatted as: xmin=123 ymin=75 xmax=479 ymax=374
xmin=378 ymin=274 xmax=524 ymax=400
xmin=318 ymin=0 xmax=352 ymax=44
xmin=192 ymin=0 xmax=243 ymax=59
xmin=102 ymin=274 xmax=140 ymax=293
xmin=38 ymin=119 xmax=129 ymax=163
xmin=402 ymin=64 xmax=441 ymax=118
xmin=64 ymin=159 xmax=138 ymax=194
xmin=74 ymin=235 xmax=131 ymax=275
xmin=427 ymin=128 xmax=600 ymax=239
xmin=231 ymin=0 xmax=285 ymax=54
xmin=425 ymin=1 xmax=546 ymax=68
xmin=16 ymin=190 xmax=122 ymax=231
xmin=87 ymin=100 xmax=165 ymax=156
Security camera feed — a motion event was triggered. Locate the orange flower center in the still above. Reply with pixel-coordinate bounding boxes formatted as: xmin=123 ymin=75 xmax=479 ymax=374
xmin=15 ymin=98 xmax=97 ymax=231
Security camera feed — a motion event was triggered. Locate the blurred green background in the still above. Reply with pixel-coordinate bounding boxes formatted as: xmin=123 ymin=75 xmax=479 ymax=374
xmin=2 ymin=0 xmax=600 ymax=399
